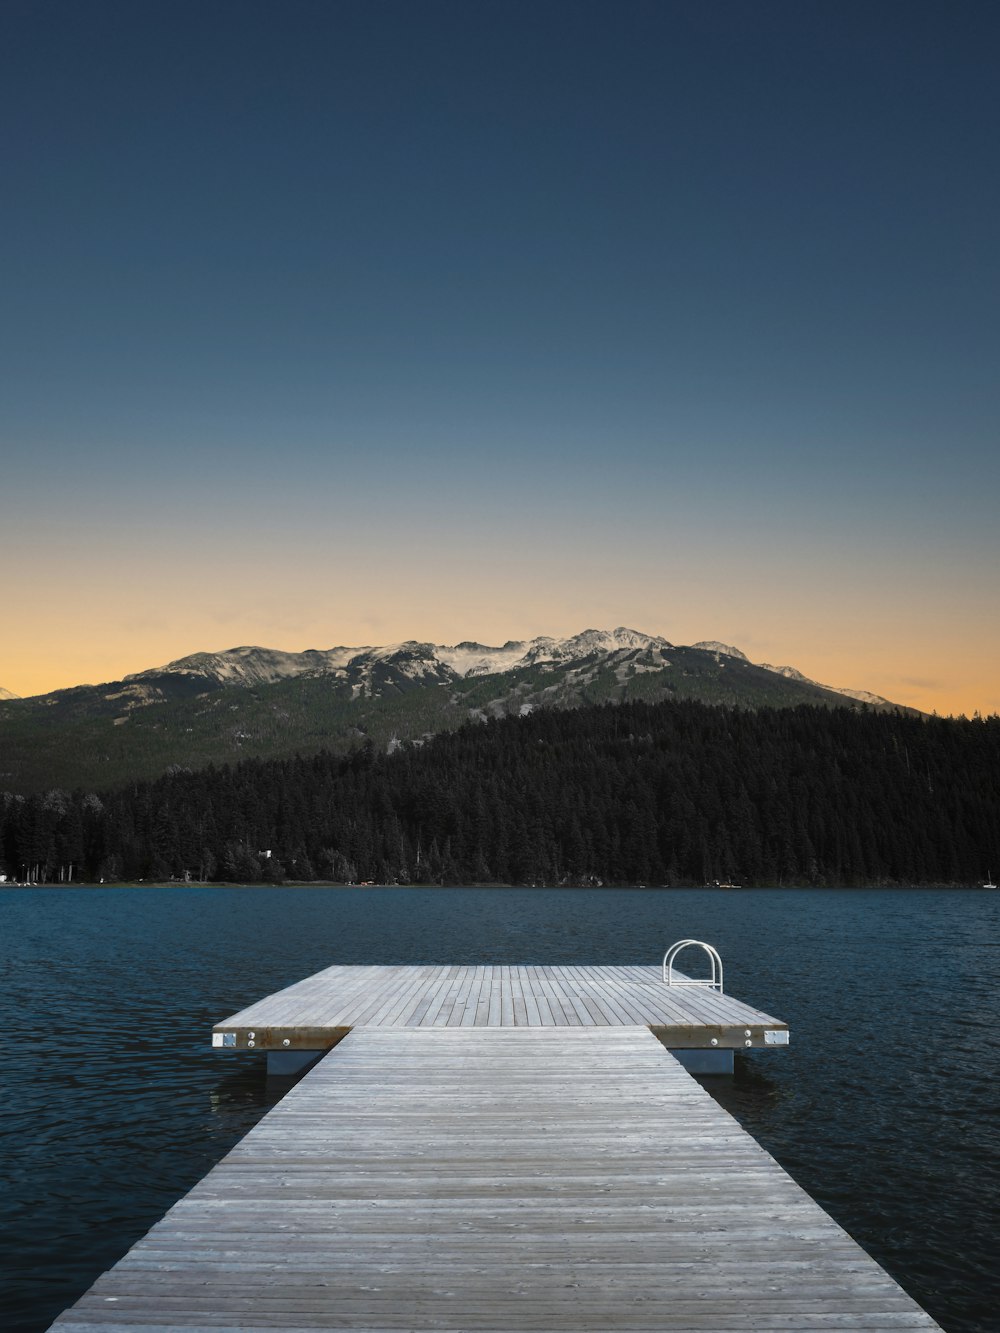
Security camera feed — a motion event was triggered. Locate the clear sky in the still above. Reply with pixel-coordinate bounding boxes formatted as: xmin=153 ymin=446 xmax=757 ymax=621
xmin=2 ymin=1 xmax=998 ymax=716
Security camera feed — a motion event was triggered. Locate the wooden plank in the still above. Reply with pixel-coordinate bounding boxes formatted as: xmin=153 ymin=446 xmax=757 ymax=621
xmin=458 ymin=963 xmax=487 ymax=1027
xmin=53 ymin=1026 xmax=941 ymax=1332
xmin=443 ymin=964 xmax=478 ymax=1028
xmin=499 ymin=963 xmax=515 ymax=1026
xmin=524 ymin=964 xmax=555 ymax=1026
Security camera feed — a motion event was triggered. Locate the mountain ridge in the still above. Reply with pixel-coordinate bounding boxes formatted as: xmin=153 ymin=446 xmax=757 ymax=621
xmin=121 ymin=626 xmax=892 ymax=707
xmin=0 ymin=627 xmax=910 ymax=794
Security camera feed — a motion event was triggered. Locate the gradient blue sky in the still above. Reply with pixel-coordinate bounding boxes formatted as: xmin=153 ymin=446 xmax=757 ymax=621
xmin=3 ymin=1 xmax=998 ymax=714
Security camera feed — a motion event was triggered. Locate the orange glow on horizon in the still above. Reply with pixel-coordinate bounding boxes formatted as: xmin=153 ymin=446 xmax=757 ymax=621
xmin=3 ymin=503 xmax=997 ymax=719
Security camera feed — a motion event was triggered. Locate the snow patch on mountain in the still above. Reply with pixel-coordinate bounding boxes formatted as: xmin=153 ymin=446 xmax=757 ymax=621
xmin=343 ymin=641 xmax=455 ymax=698
xmin=759 ymin=662 xmax=892 ymax=707
xmin=0 ymin=685 xmax=20 ymax=700
xmin=437 ymin=627 xmax=672 ymax=676
xmin=691 ymin=642 xmax=750 ymax=662
xmin=759 ymin=663 xmax=811 ymax=683
xmin=553 ymin=627 xmax=673 ymax=660
xmin=826 ymin=686 xmax=894 ymax=706
xmin=105 ymin=683 xmax=167 ymax=708
xmin=128 ymin=645 xmax=361 ymax=688
xmin=436 ymin=643 xmax=530 ymax=677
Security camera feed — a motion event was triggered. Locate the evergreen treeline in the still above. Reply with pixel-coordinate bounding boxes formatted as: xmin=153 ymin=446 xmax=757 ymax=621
xmin=2 ymin=700 xmax=998 ymax=887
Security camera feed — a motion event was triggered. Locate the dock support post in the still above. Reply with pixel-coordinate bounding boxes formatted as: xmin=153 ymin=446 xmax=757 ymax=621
xmin=669 ymin=1048 xmax=734 ymax=1074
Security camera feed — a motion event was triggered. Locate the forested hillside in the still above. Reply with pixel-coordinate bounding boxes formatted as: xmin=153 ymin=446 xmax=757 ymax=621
xmin=2 ymin=700 xmax=997 ymax=888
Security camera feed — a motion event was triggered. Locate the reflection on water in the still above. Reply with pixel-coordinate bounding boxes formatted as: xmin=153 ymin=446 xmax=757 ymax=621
xmin=697 ymin=1048 xmax=786 ymax=1111
xmin=1 ymin=885 xmax=997 ymax=1333
xmin=208 ymin=1059 xmax=280 ymax=1115
xmin=209 ymin=1057 xmax=324 ymax=1126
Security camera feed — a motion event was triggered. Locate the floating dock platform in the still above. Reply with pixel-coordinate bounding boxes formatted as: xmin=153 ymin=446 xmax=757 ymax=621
xmin=210 ymin=962 xmax=790 ymax=1074
xmin=50 ymin=961 xmax=942 ymax=1333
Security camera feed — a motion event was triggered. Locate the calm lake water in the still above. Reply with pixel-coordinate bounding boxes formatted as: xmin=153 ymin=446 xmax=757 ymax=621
xmin=1 ymin=886 xmax=998 ymax=1332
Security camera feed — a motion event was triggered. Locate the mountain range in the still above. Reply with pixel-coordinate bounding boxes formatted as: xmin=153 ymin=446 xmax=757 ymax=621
xmin=0 ymin=627 xmax=906 ymax=793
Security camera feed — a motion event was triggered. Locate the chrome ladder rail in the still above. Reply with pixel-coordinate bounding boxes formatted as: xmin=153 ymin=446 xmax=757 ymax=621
xmin=662 ymin=939 xmax=724 ymax=993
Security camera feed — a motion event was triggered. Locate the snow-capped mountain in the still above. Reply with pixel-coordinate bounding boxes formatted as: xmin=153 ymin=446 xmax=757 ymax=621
xmin=0 ymin=685 xmax=19 ymax=700
xmin=128 ymin=627 xmax=674 ymax=693
xmin=0 ymin=628 xmax=910 ymax=793
xmin=125 ymin=627 xmax=885 ymax=706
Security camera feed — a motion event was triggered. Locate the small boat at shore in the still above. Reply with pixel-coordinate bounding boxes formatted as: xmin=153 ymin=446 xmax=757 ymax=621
xmin=983 ymin=872 xmax=997 ymax=889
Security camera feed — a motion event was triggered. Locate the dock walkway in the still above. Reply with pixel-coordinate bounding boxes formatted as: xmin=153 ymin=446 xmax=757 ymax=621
xmin=53 ymin=1025 xmax=941 ymax=1332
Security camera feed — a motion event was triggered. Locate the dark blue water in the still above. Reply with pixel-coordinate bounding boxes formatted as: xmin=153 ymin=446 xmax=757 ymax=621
xmin=1 ymin=887 xmax=997 ymax=1332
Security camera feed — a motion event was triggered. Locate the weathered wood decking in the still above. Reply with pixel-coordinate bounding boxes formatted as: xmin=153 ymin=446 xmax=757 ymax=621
xmin=212 ymin=963 xmax=790 ymax=1050
xmin=53 ymin=1025 xmax=941 ymax=1332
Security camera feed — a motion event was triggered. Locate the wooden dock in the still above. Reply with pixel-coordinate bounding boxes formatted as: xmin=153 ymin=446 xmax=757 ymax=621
xmin=210 ymin=963 xmax=791 ymax=1053
xmin=52 ymin=1024 xmax=941 ymax=1332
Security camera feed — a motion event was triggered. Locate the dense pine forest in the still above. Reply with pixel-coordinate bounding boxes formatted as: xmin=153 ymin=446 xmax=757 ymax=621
xmin=2 ymin=700 xmax=998 ymax=888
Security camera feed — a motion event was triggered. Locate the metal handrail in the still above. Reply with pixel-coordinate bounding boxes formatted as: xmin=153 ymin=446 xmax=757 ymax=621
xmin=662 ymin=939 xmax=724 ymax=993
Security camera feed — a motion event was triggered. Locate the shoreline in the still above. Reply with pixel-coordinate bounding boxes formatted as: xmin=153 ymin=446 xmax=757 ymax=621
xmin=1 ymin=879 xmax=992 ymax=891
